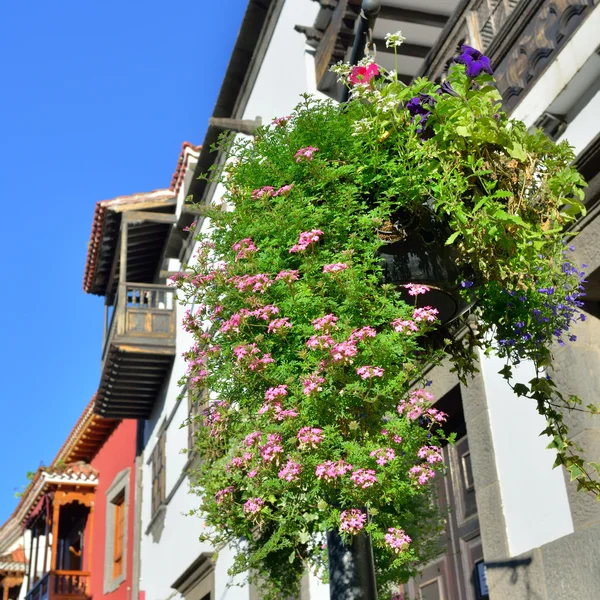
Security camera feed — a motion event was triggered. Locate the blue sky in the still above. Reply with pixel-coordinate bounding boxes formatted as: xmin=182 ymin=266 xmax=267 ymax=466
xmin=0 ymin=0 xmax=248 ymax=523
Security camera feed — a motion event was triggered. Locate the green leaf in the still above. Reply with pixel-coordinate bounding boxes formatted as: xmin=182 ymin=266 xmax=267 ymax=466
xmin=289 ymin=551 xmax=296 ymax=564
xmin=455 ymin=126 xmax=469 ymax=137
xmin=445 ymin=231 xmax=461 ymax=246
xmin=513 ymin=383 xmax=529 ymax=397
xmin=506 ymin=142 xmax=527 ymax=161
xmin=568 ymin=464 xmax=585 ymax=482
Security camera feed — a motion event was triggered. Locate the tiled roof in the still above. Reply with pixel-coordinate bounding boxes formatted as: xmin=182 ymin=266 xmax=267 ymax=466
xmin=83 ymin=141 xmax=199 ymax=295
xmin=0 ymin=545 xmax=27 ymax=572
xmin=83 ymin=188 xmax=175 ymax=294
xmin=170 ymin=141 xmax=201 ymax=196
xmin=44 ymin=461 xmax=99 ymax=483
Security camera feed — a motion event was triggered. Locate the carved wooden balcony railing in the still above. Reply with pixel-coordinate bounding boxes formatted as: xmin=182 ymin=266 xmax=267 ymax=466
xmin=96 ymin=282 xmax=176 ymax=419
xmin=26 ymin=571 xmax=90 ymax=600
xmin=420 ymin=0 xmax=597 ymax=114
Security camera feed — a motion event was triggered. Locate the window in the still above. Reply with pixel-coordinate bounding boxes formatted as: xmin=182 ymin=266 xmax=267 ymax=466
xmin=188 ymin=387 xmax=207 ymax=454
xmin=151 ymin=431 xmax=166 ymax=515
xmin=104 ymin=468 xmax=130 ymax=593
xmin=112 ymin=494 xmax=125 ymax=579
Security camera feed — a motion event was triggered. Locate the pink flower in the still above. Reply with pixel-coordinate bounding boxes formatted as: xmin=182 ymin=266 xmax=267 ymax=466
xmin=370 ymin=447 xmax=396 ymax=466
xmin=273 ymin=184 xmax=294 ymax=197
xmin=251 ymin=305 xmax=280 ymax=321
xmin=356 ymin=366 xmax=385 ymax=380
xmin=412 ymin=306 xmax=439 ymax=323
xmin=243 ymin=498 xmax=264 ymax=514
xmin=248 ymin=468 xmax=259 ymax=478
xmin=278 ymin=458 xmax=302 ymax=482
xmin=403 ymin=283 xmax=431 ymax=296
xmin=243 ymin=431 xmax=262 ymax=447
xmin=268 ymin=317 xmax=292 ymax=334
xmin=272 ymin=115 xmax=292 ymax=127
xmin=306 ymin=334 xmax=335 ymax=350
xmin=215 ymin=486 xmax=234 ymax=505
xmin=323 ymin=263 xmax=349 ymax=273
xmin=315 ymin=460 xmax=353 ymax=481
xmin=232 ymin=237 xmax=258 ymax=261
xmin=230 ymin=273 xmax=272 ymax=293
xmin=312 ymin=314 xmax=338 ymax=332
xmin=259 ymin=434 xmax=283 ymax=462
xmin=294 ymin=146 xmax=319 ymax=163
xmin=289 ymin=229 xmax=324 ymax=253
xmin=251 ymin=186 xmax=275 ymax=200
xmin=303 ymin=374 xmax=325 ymax=396
xmin=350 ymin=468 xmax=377 ymax=489
xmin=409 ymin=465 xmax=436 ymax=486
xmin=265 ymin=385 xmax=288 ymax=401
xmin=417 ymin=445 xmax=443 ymax=464
xmin=330 ymin=339 xmax=357 ymax=364
xmin=349 ymin=63 xmax=379 ymax=86
xmin=297 ymin=427 xmax=323 ymax=449
xmin=275 ymin=270 xmax=299 ymax=284
xmin=398 ymin=388 xmax=437 ymax=421
xmin=384 ymin=528 xmax=411 ymax=554
xmin=391 ymin=319 xmax=419 ymax=334
xmin=339 ymin=509 xmax=367 ymax=534
xmin=349 ymin=327 xmax=377 ymax=341
xmin=273 ymin=406 xmax=299 ymax=421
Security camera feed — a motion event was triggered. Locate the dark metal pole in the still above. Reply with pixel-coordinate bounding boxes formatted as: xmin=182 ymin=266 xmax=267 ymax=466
xmin=340 ymin=0 xmax=381 ymax=103
xmin=327 ymin=529 xmax=378 ymax=599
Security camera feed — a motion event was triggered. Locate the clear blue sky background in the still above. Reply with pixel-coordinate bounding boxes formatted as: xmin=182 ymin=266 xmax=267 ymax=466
xmin=0 ymin=0 xmax=249 ymax=523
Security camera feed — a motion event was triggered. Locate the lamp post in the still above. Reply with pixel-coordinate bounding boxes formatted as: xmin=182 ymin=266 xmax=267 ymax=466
xmin=340 ymin=0 xmax=381 ymax=104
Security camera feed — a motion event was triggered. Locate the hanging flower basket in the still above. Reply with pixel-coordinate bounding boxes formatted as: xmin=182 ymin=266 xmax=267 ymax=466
xmin=173 ymin=41 xmax=597 ymax=600
xmin=378 ymin=204 xmax=473 ymax=324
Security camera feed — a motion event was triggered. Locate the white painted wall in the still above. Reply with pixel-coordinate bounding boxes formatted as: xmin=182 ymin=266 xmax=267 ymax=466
xmin=510 ymin=4 xmax=600 ymax=128
xmin=557 ymin=90 xmax=600 ymax=155
xmin=478 ymin=350 xmax=574 ymax=556
xmin=241 ymin=0 xmax=324 ymax=123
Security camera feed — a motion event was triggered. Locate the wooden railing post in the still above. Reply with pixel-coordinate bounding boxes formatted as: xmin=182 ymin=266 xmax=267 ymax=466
xmin=50 ymin=503 xmax=60 ymax=571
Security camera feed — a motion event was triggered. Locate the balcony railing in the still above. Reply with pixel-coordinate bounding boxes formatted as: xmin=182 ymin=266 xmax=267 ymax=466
xmin=102 ymin=282 xmax=176 ymax=361
xmin=96 ymin=282 xmax=177 ymax=419
xmin=26 ymin=571 xmax=90 ymax=600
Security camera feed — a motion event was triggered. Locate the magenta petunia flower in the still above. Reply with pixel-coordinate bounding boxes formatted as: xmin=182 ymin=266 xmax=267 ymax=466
xmin=349 ymin=63 xmax=379 ymax=86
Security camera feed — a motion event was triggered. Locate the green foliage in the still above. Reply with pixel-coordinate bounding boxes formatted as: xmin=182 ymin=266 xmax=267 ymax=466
xmin=174 ymin=58 xmax=598 ymax=597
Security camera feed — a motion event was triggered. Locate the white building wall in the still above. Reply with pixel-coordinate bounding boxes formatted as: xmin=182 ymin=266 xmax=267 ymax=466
xmin=478 ymin=351 xmax=574 ymax=556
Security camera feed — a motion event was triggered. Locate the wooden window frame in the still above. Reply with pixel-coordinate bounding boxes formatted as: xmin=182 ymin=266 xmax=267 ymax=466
xmin=104 ymin=468 xmax=130 ymax=593
xmin=151 ymin=431 xmax=167 ymax=516
xmin=112 ymin=493 xmax=125 ymax=579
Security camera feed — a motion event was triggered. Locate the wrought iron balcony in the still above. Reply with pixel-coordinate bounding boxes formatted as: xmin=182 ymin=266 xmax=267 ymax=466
xmin=96 ymin=282 xmax=176 ymax=419
xmin=26 ymin=571 xmax=90 ymax=600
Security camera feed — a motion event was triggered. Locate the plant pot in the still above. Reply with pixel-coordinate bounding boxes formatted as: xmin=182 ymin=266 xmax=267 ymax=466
xmin=378 ymin=207 xmax=473 ymax=325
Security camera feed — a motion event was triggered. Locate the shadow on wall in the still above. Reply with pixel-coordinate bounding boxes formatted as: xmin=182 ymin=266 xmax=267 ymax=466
xmin=485 ymin=556 xmax=546 ymax=600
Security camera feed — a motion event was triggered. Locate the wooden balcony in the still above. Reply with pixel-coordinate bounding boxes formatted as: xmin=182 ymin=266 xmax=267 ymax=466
xmin=26 ymin=571 xmax=90 ymax=600
xmin=95 ymin=282 xmax=176 ymax=419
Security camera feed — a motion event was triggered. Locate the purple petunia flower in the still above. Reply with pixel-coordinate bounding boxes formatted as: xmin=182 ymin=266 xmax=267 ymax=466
xmin=455 ymin=45 xmax=493 ymax=78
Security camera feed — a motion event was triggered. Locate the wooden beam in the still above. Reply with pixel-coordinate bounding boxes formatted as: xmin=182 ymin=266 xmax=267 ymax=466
xmin=122 ymin=211 xmax=177 ymax=225
xmin=378 ymin=6 xmax=448 ymax=28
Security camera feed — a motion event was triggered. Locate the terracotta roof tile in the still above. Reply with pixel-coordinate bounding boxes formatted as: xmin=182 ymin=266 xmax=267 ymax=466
xmin=170 ymin=141 xmax=201 ymax=196
xmin=83 ymin=189 xmax=176 ymax=294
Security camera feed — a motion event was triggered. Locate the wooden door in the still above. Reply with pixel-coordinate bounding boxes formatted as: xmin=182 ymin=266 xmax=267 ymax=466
xmin=402 ymin=435 xmax=487 ymax=600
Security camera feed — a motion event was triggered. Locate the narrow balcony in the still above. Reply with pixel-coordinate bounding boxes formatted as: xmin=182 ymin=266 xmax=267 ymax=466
xmin=26 ymin=571 xmax=90 ymax=600
xmin=96 ymin=282 xmax=176 ymax=419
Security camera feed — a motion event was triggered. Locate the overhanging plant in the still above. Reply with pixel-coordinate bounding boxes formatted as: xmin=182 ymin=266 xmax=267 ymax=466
xmin=173 ymin=38 xmax=598 ymax=598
